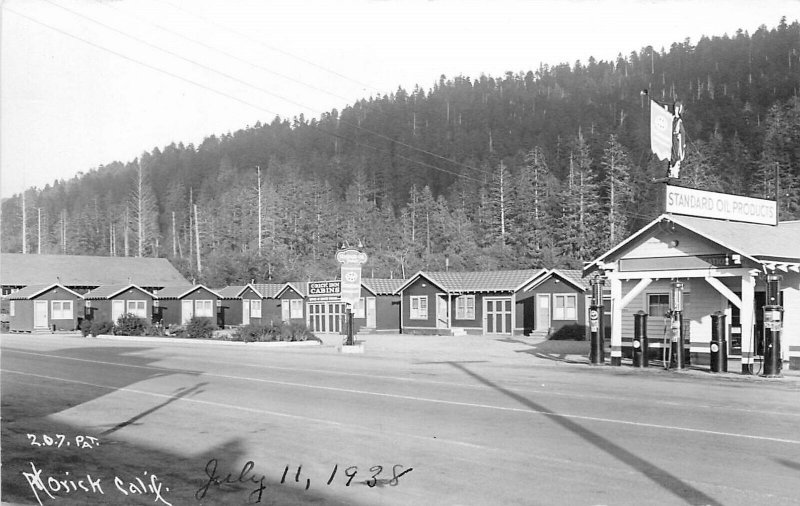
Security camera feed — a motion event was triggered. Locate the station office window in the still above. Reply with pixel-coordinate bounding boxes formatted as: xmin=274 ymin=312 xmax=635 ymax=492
xmin=553 ymin=294 xmax=577 ymax=320
xmin=9 ymin=301 xmax=15 ymax=316
xmin=51 ymin=300 xmax=73 ymax=319
xmin=648 ymin=293 xmax=670 ymax=318
xmin=290 ymin=299 xmax=303 ymax=318
xmin=126 ymin=300 xmax=147 ymax=318
xmin=410 ymin=295 xmax=428 ymax=319
xmin=455 ymin=295 xmax=475 ymax=319
xmin=251 ymin=299 xmax=262 ymax=318
xmin=195 ymin=299 xmax=214 ymax=317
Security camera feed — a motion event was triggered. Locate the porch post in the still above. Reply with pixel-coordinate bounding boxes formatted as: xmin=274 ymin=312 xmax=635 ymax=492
xmin=610 ymin=276 xmax=623 ymax=366
xmin=740 ymin=272 xmax=756 ymax=374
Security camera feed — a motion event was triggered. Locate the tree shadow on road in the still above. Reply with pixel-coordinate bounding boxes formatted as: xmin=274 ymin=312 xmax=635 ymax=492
xmin=446 ymin=361 xmax=724 ymax=506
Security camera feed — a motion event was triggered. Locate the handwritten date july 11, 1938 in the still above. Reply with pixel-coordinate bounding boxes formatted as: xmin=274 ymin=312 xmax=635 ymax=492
xmin=196 ymin=459 xmax=413 ymax=503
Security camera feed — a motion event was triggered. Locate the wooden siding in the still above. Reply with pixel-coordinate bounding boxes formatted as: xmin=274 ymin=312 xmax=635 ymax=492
xmin=621 ymin=231 xmax=725 ymax=259
xmin=87 ymin=287 xmax=154 ymax=324
xmin=401 ymin=278 xmax=438 ymax=329
xmin=374 ymin=294 xmax=401 ymax=331
xmin=158 ymin=287 xmax=219 ymax=327
xmin=8 ymin=286 xmax=84 ymax=332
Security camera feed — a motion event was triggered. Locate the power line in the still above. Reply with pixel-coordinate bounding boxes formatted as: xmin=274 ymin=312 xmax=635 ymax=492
xmin=7 ymin=5 xmax=485 ymax=184
xmin=53 ymin=0 xmax=492 ymax=178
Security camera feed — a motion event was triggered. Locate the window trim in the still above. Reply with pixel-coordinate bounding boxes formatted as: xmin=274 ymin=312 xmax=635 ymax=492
xmin=51 ymin=300 xmax=73 ymax=320
xmin=289 ymin=299 xmax=303 ymax=319
xmin=455 ymin=295 xmax=475 ymax=320
xmin=647 ymin=292 xmax=671 ymax=318
xmin=126 ymin=300 xmax=147 ymax=319
xmin=410 ymin=295 xmax=428 ymax=320
xmin=194 ymin=299 xmax=214 ymax=318
xmin=251 ymin=299 xmax=262 ymax=318
xmin=553 ymin=294 xmax=578 ymax=321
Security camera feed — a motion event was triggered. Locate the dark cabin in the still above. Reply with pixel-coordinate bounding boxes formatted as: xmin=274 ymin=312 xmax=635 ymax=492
xmin=7 ymin=283 xmax=84 ymax=333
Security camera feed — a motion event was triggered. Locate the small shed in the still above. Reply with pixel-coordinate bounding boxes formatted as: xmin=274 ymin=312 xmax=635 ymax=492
xmin=362 ymin=278 xmax=404 ymax=333
xmin=248 ymin=284 xmax=285 ymax=326
xmin=276 ymin=282 xmax=307 ymax=325
xmin=216 ymin=285 xmax=246 ymax=327
xmin=6 ymin=283 xmax=84 ymax=333
xmin=517 ymin=269 xmax=589 ymax=337
xmin=83 ymin=284 xmax=157 ymax=325
xmin=155 ymin=285 xmax=221 ymax=327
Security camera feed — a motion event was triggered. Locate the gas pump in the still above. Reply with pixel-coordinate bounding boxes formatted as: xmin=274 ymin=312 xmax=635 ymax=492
xmin=669 ymin=281 xmax=685 ymax=370
xmin=762 ymin=274 xmax=783 ymax=378
xmin=589 ymin=276 xmax=606 ymax=365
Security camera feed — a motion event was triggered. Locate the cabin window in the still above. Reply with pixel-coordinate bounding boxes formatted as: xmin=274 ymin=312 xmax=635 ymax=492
xmin=410 ymin=295 xmax=428 ymax=319
xmin=51 ymin=300 xmax=73 ymax=320
xmin=9 ymin=301 xmax=15 ymax=316
xmin=126 ymin=300 xmax=147 ymax=318
xmin=195 ymin=299 xmax=214 ymax=317
xmin=290 ymin=299 xmax=303 ymax=318
xmin=251 ymin=300 xmax=262 ymax=318
xmin=648 ymin=293 xmax=670 ymax=318
xmin=553 ymin=295 xmax=577 ymax=320
xmin=455 ymin=295 xmax=475 ymax=320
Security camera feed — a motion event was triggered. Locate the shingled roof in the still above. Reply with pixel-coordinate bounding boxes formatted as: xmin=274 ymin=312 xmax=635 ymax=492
xmin=83 ymin=284 xmax=155 ymax=299
xmin=6 ymin=283 xmax=83 ymax=300
xmin=362 ymin=278 xmax=405 ymax=295
xmin=1 ymin=253 xmax=188 ymax=288
xmin=396 ymin=269 xmax=544 ymax=294
xmin=585 ymin=214 xmax=800 ymax=274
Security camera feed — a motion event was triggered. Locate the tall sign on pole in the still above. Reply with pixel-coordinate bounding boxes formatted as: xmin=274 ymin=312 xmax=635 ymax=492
xmin=336 ymin=247 xmax=368 ymax=345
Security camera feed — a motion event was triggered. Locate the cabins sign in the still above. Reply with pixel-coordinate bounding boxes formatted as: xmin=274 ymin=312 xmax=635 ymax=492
xmin=307 ymin=280 xmax=341 ymax=301
xmin=665 ymin=185 xmax=777 ymax=225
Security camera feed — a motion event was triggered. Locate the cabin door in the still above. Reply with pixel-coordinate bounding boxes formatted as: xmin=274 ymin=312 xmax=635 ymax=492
xmin=112 ymin=300 xmax=125 ymax=323
xmin=366 ymin=297 xmax=377 ymax=328
xmin=242 ymin=300 xmax=250 ymax=325
xmin=536 ymin=294 xmax=551 ymax=332
xmin=181 ymin=300 xmax=194 ymax=324
xmin=436 ymin=295 xmax=449 ymax=329
xmin=34 ymin=301 xmax=48 ymax=329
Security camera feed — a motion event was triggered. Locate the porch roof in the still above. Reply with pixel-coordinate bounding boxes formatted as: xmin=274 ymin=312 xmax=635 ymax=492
xmin=584 ymin=214 xmax=800 ymax=275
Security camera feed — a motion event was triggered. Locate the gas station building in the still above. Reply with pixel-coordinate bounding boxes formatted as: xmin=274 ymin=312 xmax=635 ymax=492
xmin=584 ymin=205 xmax=800 ymax=373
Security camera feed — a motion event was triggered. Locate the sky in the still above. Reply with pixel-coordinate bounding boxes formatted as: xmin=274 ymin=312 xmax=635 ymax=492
xmin=1 ymin=0 xmax=798 ymax=199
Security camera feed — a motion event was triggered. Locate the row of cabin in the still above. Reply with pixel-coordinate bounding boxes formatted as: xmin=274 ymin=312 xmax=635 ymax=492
xmin=5 ymin=284 xmax=222 ymax=333
xmin=212 ymin=270 xmax=590 ymax=336
xmin=4 ymin=270 xmax=593 ymax=337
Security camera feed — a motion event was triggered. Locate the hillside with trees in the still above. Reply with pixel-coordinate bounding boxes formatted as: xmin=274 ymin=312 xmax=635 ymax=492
xmin=3 ymin=18 xmax=800 ymax=286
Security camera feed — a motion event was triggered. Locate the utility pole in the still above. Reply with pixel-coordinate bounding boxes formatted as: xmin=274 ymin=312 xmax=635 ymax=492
xmin=172 ymin=211 xmax=177 ymax=257
xmin=21 ymin=190 xmax=27 ymax=254
xmin=257 ymin=165 xmax=263 ymax=256
xmin=37 ymin=207 xmax=41 ymax=254
xmin=194 ymin=203 xmax=202 ymax=274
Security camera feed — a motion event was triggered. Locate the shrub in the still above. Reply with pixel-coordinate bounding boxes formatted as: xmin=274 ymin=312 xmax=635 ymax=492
xmin=89 ymin=320 xmax=114 ymax=337
xmin=115 ymin=313 xmax=148 ymax=336
xmin=281 ymin=321 xmax=314 ymax=342
xmin=165 ymin=324 xmax=186 ymax=338
xmin=549 ymin=323 xmax=588 ymax=341
xmin=80 ymin=319 xmax=92 ymax=337
xmin=185 ymin=317 xmax=216 ymax=339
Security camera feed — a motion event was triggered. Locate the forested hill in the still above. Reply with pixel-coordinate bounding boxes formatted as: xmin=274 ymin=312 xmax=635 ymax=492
xmin=3 ymin=18 xmax=800 ymax=287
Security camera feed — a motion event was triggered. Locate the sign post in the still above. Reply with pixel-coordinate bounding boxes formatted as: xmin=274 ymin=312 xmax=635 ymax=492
xmin=336 ymin=247 xmax=368 ymax=346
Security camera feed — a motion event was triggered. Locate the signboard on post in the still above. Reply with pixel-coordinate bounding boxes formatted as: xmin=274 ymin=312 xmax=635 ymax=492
xmin=665 ymin=185 xmax=777 ymax=225
xmin=336 ymin=248 xmax=368 ymax=307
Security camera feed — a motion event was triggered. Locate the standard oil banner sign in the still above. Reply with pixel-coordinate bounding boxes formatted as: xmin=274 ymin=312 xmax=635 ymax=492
xmin=665 ymin=185 xmax=777 ymax=225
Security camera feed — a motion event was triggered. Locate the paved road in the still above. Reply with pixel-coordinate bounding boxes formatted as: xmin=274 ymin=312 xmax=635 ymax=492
xmin=2 ymin=332 xmax=800 ymax=505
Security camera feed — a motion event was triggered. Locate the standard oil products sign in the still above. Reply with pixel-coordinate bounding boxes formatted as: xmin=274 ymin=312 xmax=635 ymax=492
xmin=665 ymin=185 xmax=777 ymax=225
xmin=336 ymin=248 xmax=368 ymax=307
